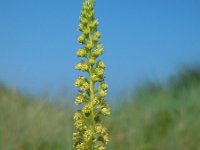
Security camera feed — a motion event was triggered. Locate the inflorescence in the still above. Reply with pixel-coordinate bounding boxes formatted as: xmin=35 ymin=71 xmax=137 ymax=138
xmin=73 ymin=0 xmax=110 ymax=149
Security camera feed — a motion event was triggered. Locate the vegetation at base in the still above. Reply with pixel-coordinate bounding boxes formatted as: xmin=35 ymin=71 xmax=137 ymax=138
xmin=0 ymin=85 xmax=72 ymax=150
xmin=0 ymin=67 xmax=200 ymax=150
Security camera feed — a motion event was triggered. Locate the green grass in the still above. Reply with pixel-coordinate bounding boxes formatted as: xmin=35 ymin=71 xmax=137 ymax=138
xmin=109 ymin=84 xmax=200 ymax=150
xmin=0 ymin=68 xmax=200 ymax=150
xmin=0 ymin=86 xmax=72 ymax=150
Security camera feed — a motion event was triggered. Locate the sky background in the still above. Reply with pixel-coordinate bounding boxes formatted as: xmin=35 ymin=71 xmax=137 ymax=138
xmin=0 ymin=0 xmax=200 ymax=99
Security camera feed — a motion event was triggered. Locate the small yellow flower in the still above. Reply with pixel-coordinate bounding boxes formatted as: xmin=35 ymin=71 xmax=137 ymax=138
xmin=93 ymin=96 xmax=99 ymax=105
xmin=95 ymin=124 xmax=107 ymax=134
xmin=96 ymin=44 xmax=103 ymax=49
xmin=101 ymin=107 xmax=110 ymax=116
xmin=92 ymin=32 xmax=101 ymax=42
xmin=83 ymin=129 xmax=93 ymax=141
xmin=75 ymin=63 xmax=88 ymax=72
xmin=81 ymin=63 xmax=89 ymax=71
xmin=74 ymin=78 xmax=82 ymax=87
xmin=89 ymin=20 xmax=99 ymax=29
xmin=74 ymin=119 xmax=84 ymax=129
xmin=76 ymin=49 xmax=86 ymax=57
xmin=100 ymin=83 xmax=108 ymax=90
xmin=91 ymin=74 xmax=99 ymax=82
xmin=75 ymin=95 xmax=84 ymax=105
xmin=98 ymin=90 xmax=107 ymax=97
xmin=93 ymin=48 xmax=104 ymax=57
xmin=95 ymin=68 xmax=104 ymax=77
xmin=82 ymin=104 xmax=91 ymax=115
xmin=95 ymin=32 xmax=101 ymax=38
xmin=97 ymin=61 xmax=106 ymax=69
xmin=75 ymin=63 xmax=82 ymax=70
xmin=80 ymin=82 xmax=89 ymax=91
xmin=87 ymin=10 xmax=94 ymax=19
xmin=80 ymin=17 xmax=88 ymax=25
xmin=83 ymin=28 xmax=90 ymax=36
xmin=89 ymin=57 xmax=95 ymax=65
xmin=74 ymin=112 xmax=82 ymax=121
xmin=103 ymin=134 xmax=109 ymax=144
xmin=77 ymin=35 xmax=85 ymax=43
xmin=78 ymin=24 xmax=84 ymax=32
xmin=86 ymin=41 xmax=94 ymax=49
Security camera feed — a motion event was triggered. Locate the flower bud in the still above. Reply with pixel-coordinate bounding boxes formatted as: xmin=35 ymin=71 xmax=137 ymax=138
xmin=81 ymin=10 xmax=87 ymax=18
xmin=74 ymin=112 xmax=82 ymax=121
xmin=97 ymin=60 xmax=106 ymax=69
xmin=101 ymin=107 xmax=110 ymax=116
xmin=93 ymin=19 xmax=99 ymax=26
xmin=95 ymin=32 xmax=101 ymax=38
xmin=96 ymin=44 xmax=103 ymax=49
xmin=92 ymin=32 xmax=101 ymax=42
xmin=89 ymin=20 xmax=99 ymax=30
xmin=93 ymin=37 xmax=99 ymax=42
xmin=75 ymin=63 xmax=88 ymax=72
xmin=78 ymin=24 xmax=84 ymax=32
xmin=92 ymin=45 xmax=104 ymax=57
xmin=98 ymin=90 xmax=107 ymax=97
xmin=75 ymin=94 xmax=85 ymax=105
xmin=83 ymin=28 xmax=90 ymax=36
xmin=77 ymin=35 xmax=85 ymax=43
xmin=82 ymin=105 xmax=91 ymax=115
xmin=95 ymin=68 xmax=104 ymax=77
xmin=86 ymin=41 xmax=93 ymax=49
xmin=89 ymin=57 xmax=95 ymax=65
xmin=80 ymin=17 xmax=88 ymax=25
xmin=74 ymin=112 xmax=84 ymax=128
xmin=76 ymin=49 xmax=86 ymax=57
xmin=83 ymin=129 xmax=93 ymax=141
xmin=93 ymin=49 xmax=103 ymax=57
xmin=93 ymin=97 xmax=99 ymax=105
xmin=95 ymin=124 xmax=106 ymax=134
xmin=103 ymin=134 xmax=109 ymax=144
xmin=74 ymin=76 xmax=88 ymax=89
xmin=80 ymin=82 xmax=89 ymax=91
xmin=73 ymin=132 xmax=81 ymax=141
xmin=91 ymin=74 xmax=99 ymax=82
xmin=74 ymin=78 xmax=82 ymax=87
xmin=100 ymin=83 xmax=108 ymax=90
xmin=81 ymin=63 xmax=89 ymax=71
xmin=75 ymin=63 xmax=82 ymax=70
xmin=87 ymin=10 xmax=94 ymax=19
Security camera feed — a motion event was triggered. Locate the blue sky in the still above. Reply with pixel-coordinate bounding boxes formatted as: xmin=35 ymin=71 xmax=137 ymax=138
xmin=0 ymin=0 xmax=200 ymax=98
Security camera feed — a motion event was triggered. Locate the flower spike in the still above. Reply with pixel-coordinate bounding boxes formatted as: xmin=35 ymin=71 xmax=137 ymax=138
xmin=73 ymin=0 xmax=110 ymax=149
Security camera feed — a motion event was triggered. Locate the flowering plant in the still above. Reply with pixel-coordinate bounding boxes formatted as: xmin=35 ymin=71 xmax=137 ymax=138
xmin=73 ymin=0 xmax=110 ymax=149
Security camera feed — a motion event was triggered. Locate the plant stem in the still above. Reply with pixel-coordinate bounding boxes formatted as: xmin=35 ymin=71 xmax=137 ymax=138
xmin=86 ymin=65 xmax=95 ymax=149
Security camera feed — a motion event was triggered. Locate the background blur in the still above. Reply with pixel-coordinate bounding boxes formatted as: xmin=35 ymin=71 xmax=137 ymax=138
xmin=0 ymin=0 xmax=200 ymax=149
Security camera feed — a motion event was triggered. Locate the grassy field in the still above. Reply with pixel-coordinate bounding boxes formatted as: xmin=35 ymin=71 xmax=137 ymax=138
xmin=0 ymin=68 xmax=200 ymax=150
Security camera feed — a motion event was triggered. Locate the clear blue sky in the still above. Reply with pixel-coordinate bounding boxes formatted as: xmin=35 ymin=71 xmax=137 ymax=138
xmin=0 ymin=0 xmax=200 ymax=98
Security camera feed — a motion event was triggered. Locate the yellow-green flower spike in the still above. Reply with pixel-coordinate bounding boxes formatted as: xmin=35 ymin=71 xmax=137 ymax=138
xmin=73 ymin=0 xmax=110 ymax=149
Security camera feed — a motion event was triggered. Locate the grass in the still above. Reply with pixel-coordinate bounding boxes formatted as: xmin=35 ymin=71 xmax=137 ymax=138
xmin=0 ymin=67 xmax=200 ymax=150
xmin=0 ymin=86 xmax=72 ymax=150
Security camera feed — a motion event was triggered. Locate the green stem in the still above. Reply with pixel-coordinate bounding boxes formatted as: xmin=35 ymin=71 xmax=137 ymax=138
xmin=86 ymin=1 xmax=96 ymax=148
xmin=86 ymin=64 xmax=95 ymax=149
